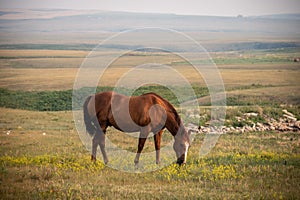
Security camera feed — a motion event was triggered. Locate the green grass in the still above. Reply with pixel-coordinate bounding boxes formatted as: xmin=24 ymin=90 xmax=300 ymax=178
xmin=0 ymin=85 xmax=208 ymax=111
xmin=172 ymin=55 xmax=294 ymax=65
xmin=0 ymin=88 xmax=73 ymax=111
xmin=0 ymin=84 xmax=292 ymax=111
xmin=214 ymin=56 xmax=291 ymax=65
xmin=0 ymin=108 xmax=299 ymax=199
xmin=1 ymin=84 xmax=299 ymax=128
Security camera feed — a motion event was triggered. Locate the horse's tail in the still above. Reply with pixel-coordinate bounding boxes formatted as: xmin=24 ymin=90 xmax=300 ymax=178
xmin=83 ymin=95 xmax=98 ymax=137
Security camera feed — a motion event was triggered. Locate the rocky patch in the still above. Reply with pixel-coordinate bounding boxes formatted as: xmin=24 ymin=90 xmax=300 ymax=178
xmin=187 ymin=109 xmax=299 ymax=134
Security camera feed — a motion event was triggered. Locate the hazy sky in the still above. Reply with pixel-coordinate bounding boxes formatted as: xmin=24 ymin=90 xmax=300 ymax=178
xmin=0 ymin=0 xmax=299 ymax=16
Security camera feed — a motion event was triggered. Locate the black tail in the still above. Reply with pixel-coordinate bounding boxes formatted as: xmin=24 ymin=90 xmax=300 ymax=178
xmin=83 ymin=95 xmax=98 ymax=137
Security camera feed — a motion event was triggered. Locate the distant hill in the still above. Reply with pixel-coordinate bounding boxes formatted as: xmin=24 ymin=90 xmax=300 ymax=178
xmin=0 ymin=9 xmax=299 ymax=51
xmin=251 ymin=13 xmax=300 ymax=20
xmin=0 ymin=9 xmax=299 ymax=33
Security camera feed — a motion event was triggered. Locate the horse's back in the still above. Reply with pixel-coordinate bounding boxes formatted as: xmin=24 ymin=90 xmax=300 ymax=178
xmin=88 ymin=91 xmax=176 ymax=132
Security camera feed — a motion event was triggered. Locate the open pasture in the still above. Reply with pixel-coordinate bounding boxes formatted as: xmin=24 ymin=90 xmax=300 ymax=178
xmin=0 ymin=47 xmax=300 ymax=199
xmin=0 ymin=9 xmax=300 ymax=199
xmin=0 ymin=49 xmax=299 ymax=92
xmin=0 ymin=65 xmax=299 ymax=91
xmin=0 ymin=108 xmax=299 ymax=199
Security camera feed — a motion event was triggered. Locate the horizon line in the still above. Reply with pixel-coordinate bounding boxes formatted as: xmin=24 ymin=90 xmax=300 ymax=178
xmin=0 ymin=8 xmax=300 ymax=18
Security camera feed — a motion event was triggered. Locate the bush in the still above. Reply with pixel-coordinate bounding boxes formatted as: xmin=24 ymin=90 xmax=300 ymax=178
xmin=0 ymin=88 xmax=72 ymax=111
xmin=0 ymin=86 xmax=208 ymax=111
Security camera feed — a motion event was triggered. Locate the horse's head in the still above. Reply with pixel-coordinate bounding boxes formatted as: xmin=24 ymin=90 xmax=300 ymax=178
xmin=173 ymin=126 xmax=191 ymax=165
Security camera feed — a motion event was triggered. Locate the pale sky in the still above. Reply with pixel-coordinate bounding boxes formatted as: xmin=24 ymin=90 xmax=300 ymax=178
xmin=0 ymin=0 xmax=299 ymax=17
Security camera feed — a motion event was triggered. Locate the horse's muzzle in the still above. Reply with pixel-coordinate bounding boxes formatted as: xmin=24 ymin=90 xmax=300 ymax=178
xmin=176 ymin=158 xmax=186 ymax=165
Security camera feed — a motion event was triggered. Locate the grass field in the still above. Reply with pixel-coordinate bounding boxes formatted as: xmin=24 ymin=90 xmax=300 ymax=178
xmin=0 ymin=49 xmax=299 ymax=91
xmin=0 ymin=47 xmax=300 ymax=199
xmin=0 ymin=108 xmax=299 ymax=199
xmin=0 ymin=8 xmax=300 ymax=199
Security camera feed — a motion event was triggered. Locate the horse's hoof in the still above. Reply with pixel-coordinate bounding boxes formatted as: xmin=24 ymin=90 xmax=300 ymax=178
xmin=91 ymin=155 xmax=96 ymax=162
xmin=134 ymin=162 xmax=139 ymax=169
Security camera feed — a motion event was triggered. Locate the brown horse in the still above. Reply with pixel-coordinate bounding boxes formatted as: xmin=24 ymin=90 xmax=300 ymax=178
xmin=83 ymin=91 xmax=190 ymax=165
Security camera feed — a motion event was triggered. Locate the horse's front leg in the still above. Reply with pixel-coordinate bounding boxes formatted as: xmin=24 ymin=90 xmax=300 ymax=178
xmin=154 ymin=130 xmax=163 ymax=164
xmin=134 ymin=128 xmax=150 ymax=166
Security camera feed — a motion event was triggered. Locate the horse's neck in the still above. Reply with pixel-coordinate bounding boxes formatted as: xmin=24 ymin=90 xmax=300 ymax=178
xmin=166 ymin=115 xmax=182 ymax=136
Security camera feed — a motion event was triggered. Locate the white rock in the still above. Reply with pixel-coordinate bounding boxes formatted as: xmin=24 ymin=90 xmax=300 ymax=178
xmin=244 ymin=113 xmax=258 ymax=117
xmin=256 ymin=122 xmax=263 ymax=127
xmin=202 ymin=128 xmax=209 ymax=133
xmin=295 ymin=121 xmax=300 ymax=129
xmin=282 ymin=109 xmax=294 ymax=117
xmin=235 ymin=116 xmax=242 ymax=121
xmin=283 ymin=114 xmax=297 ymax=121
xmin=245 ymin=125 xmax=253 ymax=131
xmin=241 ymin=127 xmax=245 ymax=133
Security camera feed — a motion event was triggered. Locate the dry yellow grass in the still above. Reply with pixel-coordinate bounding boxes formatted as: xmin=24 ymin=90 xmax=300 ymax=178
xmin=0 ymin=49 xmax=88 ymax=58
xmin=1 ymin=66 xmax=299 ymax=91
xmin=220 ymin=69 xmax=299 ymax=87
xmin=195 ymin=85 xmax=300 ymax=105
xmin=0 ymin=49 xmax=299 ymax=91
xmin=0 ymin=67 xmax=77 ymax=91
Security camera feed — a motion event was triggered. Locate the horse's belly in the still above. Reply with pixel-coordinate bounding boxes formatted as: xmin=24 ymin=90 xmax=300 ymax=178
xmin=109 ymin=97 xmax=151 ymax=132
xmin=109 ymin=116 xmax=142 ymax=132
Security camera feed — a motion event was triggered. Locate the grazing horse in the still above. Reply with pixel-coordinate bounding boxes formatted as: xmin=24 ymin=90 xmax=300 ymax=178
xmin=83 ymin=91 xmax=190 ymax=165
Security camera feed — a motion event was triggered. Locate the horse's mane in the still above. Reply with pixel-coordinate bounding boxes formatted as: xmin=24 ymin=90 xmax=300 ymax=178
xmin=142 ymin=92 xmax=182 ymax=126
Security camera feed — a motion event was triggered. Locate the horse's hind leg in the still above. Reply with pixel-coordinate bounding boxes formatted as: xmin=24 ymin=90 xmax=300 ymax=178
xmin=91 ymin=123 xmax=109 ymax=164
xmin=134 ymin=127 xmax=150 ymax=166
xmin=99 ymin=132 xmax=109 ymax=164
xmin=91 ymin=132 xmax=109 ymax=164
xmin=91 ymin=133 xmax=100 ymax=162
